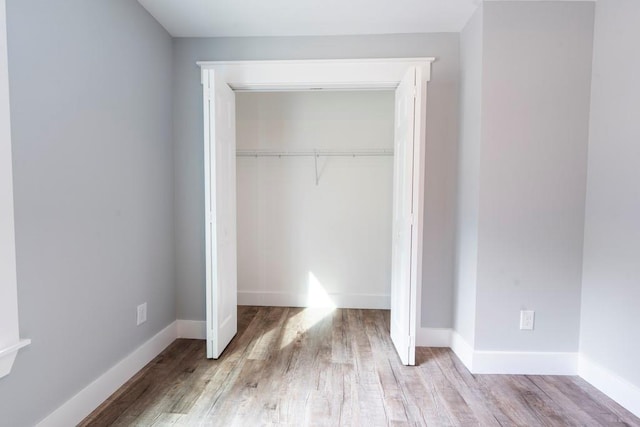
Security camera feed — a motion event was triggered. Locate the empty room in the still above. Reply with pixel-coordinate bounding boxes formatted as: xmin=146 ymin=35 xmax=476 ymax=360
xmin=1 ymin=0 xmax=639 ymax=426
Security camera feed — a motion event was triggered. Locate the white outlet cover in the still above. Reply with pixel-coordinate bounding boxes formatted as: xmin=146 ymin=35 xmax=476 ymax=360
xmin=520 ymin=310 xmax=535 ymax=330
xmin=137 ymin=303 xmax=147 ymax=326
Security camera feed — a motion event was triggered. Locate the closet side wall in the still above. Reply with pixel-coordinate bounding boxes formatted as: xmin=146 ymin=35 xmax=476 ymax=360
xmin=236 ymin=91 xmax=394 ymax=308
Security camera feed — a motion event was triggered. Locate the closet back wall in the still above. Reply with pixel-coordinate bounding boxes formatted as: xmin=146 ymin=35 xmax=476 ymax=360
xmin=236 ymin=91 xmax=394 ymax=308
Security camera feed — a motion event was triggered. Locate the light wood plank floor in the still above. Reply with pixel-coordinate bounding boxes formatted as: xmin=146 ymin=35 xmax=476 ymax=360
xmin=81 ymin=306 xmax=640 ymax=426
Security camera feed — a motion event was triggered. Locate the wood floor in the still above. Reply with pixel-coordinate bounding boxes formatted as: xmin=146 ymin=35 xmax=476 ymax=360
xmin=81 ymin=306 xmax=639 ymax=426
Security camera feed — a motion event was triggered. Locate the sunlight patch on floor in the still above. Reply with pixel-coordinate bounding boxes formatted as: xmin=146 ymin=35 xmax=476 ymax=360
xmin=278 ymin=272 xmax=335 ymax=350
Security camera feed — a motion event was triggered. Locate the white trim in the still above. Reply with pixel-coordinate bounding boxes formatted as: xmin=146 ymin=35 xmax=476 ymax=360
xmin=0 ymin=339 xmax=31 ymax=358
xmin=416 ymin=327 xmax=452 ymax=347
xmin=472 ymin=350 xmax=578 ymax=375
xmin=37 ymin=322 xmax=177 ymax=427
xmin=449 ymin=330 xmax=578 ymax=375
xmin=450 ymin=330 xmax=474 ymax=371
xmin=0 ymin=339 xmax=31 ymax=378
xmin=197 ymin=58 xmax=436 ymax=67
xmin=177 ymin=323 xmax=458 ymax=347
xmin=444 ymin=331 xmax=639 ymax=416
xmin=177 ymin=320 xmax=207 ymax=340
xmin=237 ymin=291 xmax=390 ymax=310
xmin=579 ymin=355 xmax=640 ymax=418
xmin=0 ymin=0 xmax=30 ymax=379
xmin=197 ymin=58 xmax=434 ymax=91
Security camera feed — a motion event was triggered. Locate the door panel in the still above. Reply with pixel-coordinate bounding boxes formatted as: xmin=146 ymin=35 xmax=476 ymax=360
xmin=390 ymin=67 xmax=418 ymax=366
xmin=204 ymin=70 xmax=237 ymax=359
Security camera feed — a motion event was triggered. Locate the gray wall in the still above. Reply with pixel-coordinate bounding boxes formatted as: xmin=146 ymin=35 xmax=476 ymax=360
xmin=454 ymin=5 xmax=482 ymax=346
xmin=474 ymin=1 xmax=594 ymax=351
xmin=580 ymin=0 xmax=640 ymax=388
xmin=0 ymin=1 xmax=174 ymax=425
xmin=173 ymin=34 xmax=460 ymax=328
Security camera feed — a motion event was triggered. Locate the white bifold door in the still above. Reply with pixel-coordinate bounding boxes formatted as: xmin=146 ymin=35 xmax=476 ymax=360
xmin=390 ymin=66 xmax=425 ymax=366
xmin=203 ymin=70 xmax=238 ymax=359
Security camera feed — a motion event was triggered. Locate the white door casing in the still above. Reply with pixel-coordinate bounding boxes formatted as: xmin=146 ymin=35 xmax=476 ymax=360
xmin=200 ymin=59 xmax=430 ymax=363
xmin=203 ymin=70 xmax=238 ymax=359
xmin=0 ymin=0 xmax=30 ymax=378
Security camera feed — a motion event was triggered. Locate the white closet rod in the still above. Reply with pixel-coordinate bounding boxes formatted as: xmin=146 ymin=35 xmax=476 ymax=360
xmin=236 ymin=149 xmax=393 ymax=186
xmin=236 ymin=149 xmax=394 ymax=157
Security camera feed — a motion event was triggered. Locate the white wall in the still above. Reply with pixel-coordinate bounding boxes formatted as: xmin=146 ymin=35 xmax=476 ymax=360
xmin=580 ymin=0 xmax=640 ymax=393
xmin=173 ymin=34 xmax=460 ymax=328
xmin=0 ymin=0 xmax=19 ymax=361
xmin=0 ymin=1 xmax=174 ymax=425
xmin=236 ymin=91 xmax=394 ymax=308
xmin=454 ymin=5 xmax=483 ymax=347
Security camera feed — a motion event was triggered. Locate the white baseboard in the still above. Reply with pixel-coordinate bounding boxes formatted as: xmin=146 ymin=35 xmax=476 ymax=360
xmin=472 ymin=350 xmax=578 ymax=375
xmin=579 ymin=355 xmax=640 ymax=418
xmin=426 ymin=330 xmax=638 ymax=417
xmin=237 ymin=290 xmax=390 ymax=310
xmin=448 ymin=331 xmax=577 ymax=375
xmin=177 ymin=320 xmax=206 ymax=339
xmin=450 ymin=330 xmax=474 ymax=371
xmin=37 ymin=322 xmax=178 ymax=427
xmin=416 ymin=327 xmax=451 ymax=347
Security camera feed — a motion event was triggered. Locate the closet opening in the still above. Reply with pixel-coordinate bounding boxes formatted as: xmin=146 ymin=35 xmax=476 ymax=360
xmin=200 ymin=58 xmax=432 ymax=365
xmin=235 ymin=90 xmax=395 ymax=312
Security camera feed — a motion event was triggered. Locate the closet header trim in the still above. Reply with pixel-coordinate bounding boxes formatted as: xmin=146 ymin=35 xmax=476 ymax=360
xmin=197 ymin=58 xmax=434 ymax=91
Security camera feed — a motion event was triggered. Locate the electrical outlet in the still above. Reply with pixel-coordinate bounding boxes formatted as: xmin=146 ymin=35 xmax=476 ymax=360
xmin=137 ymin=303 xmax=147 ymax=326
xmin=520 ymin=310 xmax=535 ymax=330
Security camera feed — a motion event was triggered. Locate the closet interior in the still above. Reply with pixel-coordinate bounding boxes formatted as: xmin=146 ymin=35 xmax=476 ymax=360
xmin=235 ymin=90 xmax=395 ymax=309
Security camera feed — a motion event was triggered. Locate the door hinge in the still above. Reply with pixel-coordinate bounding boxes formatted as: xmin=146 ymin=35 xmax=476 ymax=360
xmin=412 ymin=86 xmax=417 ymax=98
